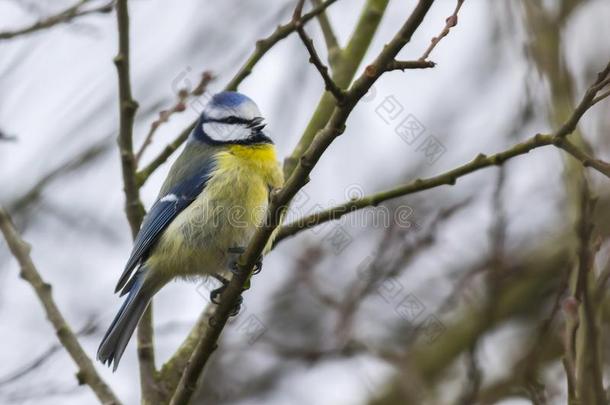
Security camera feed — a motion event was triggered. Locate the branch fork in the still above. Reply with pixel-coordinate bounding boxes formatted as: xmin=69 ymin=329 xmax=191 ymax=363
xmin=293 ymin=0 xmax=346 ymax=102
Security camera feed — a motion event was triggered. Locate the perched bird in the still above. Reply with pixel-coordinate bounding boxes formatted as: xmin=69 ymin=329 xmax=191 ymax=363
xmin=98 ymin=91 xmax=283 ymax=370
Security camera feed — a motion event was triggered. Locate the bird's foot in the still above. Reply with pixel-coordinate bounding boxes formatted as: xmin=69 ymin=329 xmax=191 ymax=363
xmin=252 ymin=256 xmax=263 ymax=275
xmin=209 ymin=273 xmax=243 ymax=316
xmin=209 ymin=274 xmax=228 ymax=305
xmin=229 ymin=295 xmax=244 ymax=317
xmin=229 ymin=259 xmax=262 ymax=293
xmin=228 ymin=246 xmax=246 ymax=275
xmin=229 ymin=253 xmax=263 ymax=276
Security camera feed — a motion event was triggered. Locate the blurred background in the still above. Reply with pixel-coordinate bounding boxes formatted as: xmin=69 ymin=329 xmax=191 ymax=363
xmin=1 ymin=0 xmax=610 ymax=404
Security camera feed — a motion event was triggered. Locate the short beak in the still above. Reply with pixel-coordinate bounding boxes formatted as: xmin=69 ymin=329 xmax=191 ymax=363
xmin=248 ymin=116 xmax=266 ymax=131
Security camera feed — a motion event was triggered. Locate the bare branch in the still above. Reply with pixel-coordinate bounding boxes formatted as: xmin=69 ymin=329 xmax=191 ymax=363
xmin=591 ymin=88 xmax=610 ymax=106
xmin=156 ymin=307 xmax=215 ymax=397
xmin=294 ymin=0 xmax=346 ymax=102
xmin=386 ymin=59 xmax=436 ymax=71
xmin=310 ymin=0 xmax=341 ymax=68
xmin=0 ymin=208 xmax=121 ymax=405
xmin=134 ymin=71 xmax=214 ymax=164
xmin=113 ymin=0 xmax=157 ymax=401
xmin=555 ymin=61 xmax=610 ymax=139
xmin=0 ymin=0 xmax=115 ymax=41
xmin=419 ymin=0 xmax=465 ymax=61
xmin=114 ymin=0 xmax=143 ymax=235
xmin=572 ymin=183 xmax=606 ymax=404
xmin=136 ymin=122 xmax=194 ymax=186
xmin=134 ymin=74 xmax=213 ymax=165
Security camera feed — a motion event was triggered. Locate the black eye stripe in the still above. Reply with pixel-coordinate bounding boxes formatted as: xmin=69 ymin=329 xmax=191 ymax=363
xmin=203 ymin=116 xmax=264 ymax=126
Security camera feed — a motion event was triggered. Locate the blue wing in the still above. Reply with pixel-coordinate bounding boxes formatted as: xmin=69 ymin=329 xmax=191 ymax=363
xmin=115 ymin=159 xmax=216 ymax=295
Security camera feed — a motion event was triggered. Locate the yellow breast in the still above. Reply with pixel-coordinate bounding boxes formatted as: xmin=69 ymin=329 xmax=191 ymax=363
xmin=147 ymin=143 xmax=284 ymax=279
xmin=216 ymin=143 xmax=283 ymax=189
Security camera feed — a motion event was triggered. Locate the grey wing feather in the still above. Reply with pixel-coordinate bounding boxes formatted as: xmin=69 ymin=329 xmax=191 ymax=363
xmin=115 ymin=150 xmax=216 ymax=294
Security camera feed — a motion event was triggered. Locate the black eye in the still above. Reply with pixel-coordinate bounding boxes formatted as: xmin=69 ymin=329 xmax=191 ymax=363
xmin=223 ymin=116 xmax=241 ymax=124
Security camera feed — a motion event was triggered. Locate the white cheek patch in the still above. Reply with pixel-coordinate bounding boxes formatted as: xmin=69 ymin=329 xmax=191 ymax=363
xmin=202 ymin=122 xmax=251 ymax=142
xmin=160 ymin=194 xmax=179 ymax=203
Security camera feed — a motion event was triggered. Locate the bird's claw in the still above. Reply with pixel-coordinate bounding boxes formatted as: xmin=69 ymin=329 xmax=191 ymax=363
xmin=229 ymin=295 xmax=244 ymax=317
xmin=230 ymin=256 xmax=263 ymax=276
xmin=210 ymin=285 xmax=225 ymax=305
xmin=209 ymin=272 xmax=243 ymax=317
xmin=252 ymin=257 xmax=263 ymax=275
xmin=209 ymin=273 xmax=229 ymax=304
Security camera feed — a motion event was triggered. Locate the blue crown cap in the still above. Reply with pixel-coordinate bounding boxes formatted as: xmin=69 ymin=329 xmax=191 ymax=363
xmin=210 ymin=91 xmax=252 ymax=108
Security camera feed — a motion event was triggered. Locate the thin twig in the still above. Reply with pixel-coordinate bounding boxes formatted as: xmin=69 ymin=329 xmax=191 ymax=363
xmin=419 ymin=0 xmax=465 ymax=61
xmin=455 ymin=345 xmax=482 ymax=405
xmin=0 ymin=208 xmax=121 ymax=405
xmin=555 ymin=61 xmax=610 ymax=139
xmin=591 ymin=88 xmax=610 ymax=106
xmin=310 ymin=0 xmax=341 ymax=67
xmin=0 ymin=0 xmax=115 ymax=40
xmin=136 ymin=122 xmax=193 ymax=186
xmin=294 ymin=0 xmax=346 ymax=101
xmin=386 ymin=59 xmax=436 ymax=71
xmin=562 ymin=357 xmax=577 ymax=403
xmin=169 ymin=2 xmax=436 ymax=404
xmin=336 ymin=203 xmax=466 ymax=346
xmin=134 ymin=71 xmax=214 ymax=164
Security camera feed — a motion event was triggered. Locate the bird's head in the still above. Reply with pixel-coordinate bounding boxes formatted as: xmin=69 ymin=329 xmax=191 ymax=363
xmin=194 ymin=91 xmax=271 ymax=145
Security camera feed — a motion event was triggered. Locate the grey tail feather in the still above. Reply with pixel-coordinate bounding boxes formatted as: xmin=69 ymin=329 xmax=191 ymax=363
xmin=97 ymin=274 xmax=150 ymax=371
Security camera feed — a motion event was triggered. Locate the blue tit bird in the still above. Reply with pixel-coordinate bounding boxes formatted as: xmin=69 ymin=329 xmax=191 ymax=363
xmin=97 ymin=91 xmax=283 ymax=370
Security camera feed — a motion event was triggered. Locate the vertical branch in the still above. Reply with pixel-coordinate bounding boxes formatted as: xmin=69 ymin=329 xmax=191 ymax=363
xmin=573 ymin=183 xmax=605 ymax=404
xmin=114 ymin=0 xmax=143 ymax=235
xmin=0 ymin=208 xmax=122 ymax=405
xmin=114 ymin=1 xmax=158 ymax=403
